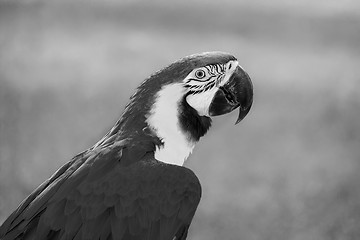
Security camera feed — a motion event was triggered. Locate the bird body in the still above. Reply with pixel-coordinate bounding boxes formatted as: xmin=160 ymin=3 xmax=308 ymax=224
xmin=0 ymin=52 xmax=253 ymax=240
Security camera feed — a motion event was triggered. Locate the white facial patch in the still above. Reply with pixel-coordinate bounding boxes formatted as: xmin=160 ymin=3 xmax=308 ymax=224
xmin=146 ymin=83 xmax=195 ymax=166
xmin=186 ymin=88 xmax=218 ymax=116
xmin=185 ymin=60 xmax=239 ymax=116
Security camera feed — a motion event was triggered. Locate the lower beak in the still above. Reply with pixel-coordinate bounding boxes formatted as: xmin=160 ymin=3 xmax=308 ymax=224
xmin=208 ymin=66 xmax=253 ymax=124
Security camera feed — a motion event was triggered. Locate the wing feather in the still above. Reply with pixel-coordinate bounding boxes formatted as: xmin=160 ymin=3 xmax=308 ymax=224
xmin=0 ymin=142 xmax=201 ymax=240
xmin=64 ymin=209 xmax=82 ymax=239
xmin=110 ymin=211 xmax=127 ymax=240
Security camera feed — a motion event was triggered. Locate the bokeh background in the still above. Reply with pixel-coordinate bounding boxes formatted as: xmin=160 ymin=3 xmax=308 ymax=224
xmin=1 ymin=0 xmax=360 ymax=239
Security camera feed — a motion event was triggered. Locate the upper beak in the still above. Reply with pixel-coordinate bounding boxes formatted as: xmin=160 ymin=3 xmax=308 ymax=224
xmin=208 ymin=66 xmax=253 ymax=124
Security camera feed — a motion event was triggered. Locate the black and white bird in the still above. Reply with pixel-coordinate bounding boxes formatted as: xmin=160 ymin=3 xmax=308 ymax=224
xmin=0 ymin=52 xmax=253 ymax=240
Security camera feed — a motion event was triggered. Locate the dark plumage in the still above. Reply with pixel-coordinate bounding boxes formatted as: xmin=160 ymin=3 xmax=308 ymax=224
xmin=0 ymin=143 xmax=200 ymax=240
xmin=179 ymin=96 xmax=212 ymax=141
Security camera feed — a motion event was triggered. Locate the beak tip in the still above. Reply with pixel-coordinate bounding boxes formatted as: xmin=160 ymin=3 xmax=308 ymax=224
xmin=235 ymin=116 xmax=242 ymax=125
xmin=235 ymin=105 xmax=252 ymax=125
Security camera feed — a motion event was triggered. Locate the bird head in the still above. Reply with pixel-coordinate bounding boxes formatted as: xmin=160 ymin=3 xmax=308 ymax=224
xmin=182 ymin=53 xmax=253 ymax=124
xmin=113 ymin=52 xmax=253 ymax=165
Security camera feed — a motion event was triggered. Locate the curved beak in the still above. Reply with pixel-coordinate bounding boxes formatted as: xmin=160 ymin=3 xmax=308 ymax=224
xmin=208 ymin=66 xmax=253 ymax=124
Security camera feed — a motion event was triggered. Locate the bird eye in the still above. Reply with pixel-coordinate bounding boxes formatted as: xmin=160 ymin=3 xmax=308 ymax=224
xmin=195 ymin=70 xmax=206 ymax=79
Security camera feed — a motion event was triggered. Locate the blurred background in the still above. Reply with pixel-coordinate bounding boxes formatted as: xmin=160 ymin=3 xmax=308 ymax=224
xmin=1 ymin=0 xmax=360 ymax=239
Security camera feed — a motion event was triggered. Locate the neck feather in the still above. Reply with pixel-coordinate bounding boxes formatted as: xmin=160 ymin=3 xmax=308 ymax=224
xmin=146 ymin=83 xmax=193 ymax=166
xmin=146 ymin=83 xmax=212 ymax=166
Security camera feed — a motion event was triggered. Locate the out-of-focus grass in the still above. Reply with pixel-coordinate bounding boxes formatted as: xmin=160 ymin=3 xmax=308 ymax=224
xmin=0 ymin=1 xmax=360 ymax=239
